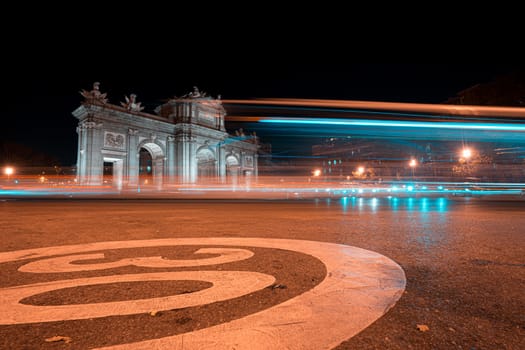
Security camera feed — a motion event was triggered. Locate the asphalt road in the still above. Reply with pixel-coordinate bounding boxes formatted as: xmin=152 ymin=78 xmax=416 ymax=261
xmin=0 ymin=197 xmax=524 ymax=349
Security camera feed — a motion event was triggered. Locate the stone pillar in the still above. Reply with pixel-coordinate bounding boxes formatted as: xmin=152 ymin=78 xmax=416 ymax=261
xmin=127 ymin=128 xmax=139 ymax=187
xmin=218 ymin=144 xmax=226 ymax=182
xmin=167 ymin=136 xmax=176 ymax=184
xmin=174 ymin=137 xmax=183 ymax=182
xmin=240 ymin=151 xmax=246 ymax=172
xmin=79 ymin=120 xmax=103 ymax=186
xmin=76 ymin=126 xmax=82 ymax=184
xmin=114 ymin=160 xmax=124 ymax=191
xmin=153 ymin=157 xmax=163 ymax=189
xmin=254 ymin=153 xmax=259 ymax=177
xmin=189 ymin=141 xmax=197 ymax=183
xmin=176 ymin=135 xmax=195 ymax=184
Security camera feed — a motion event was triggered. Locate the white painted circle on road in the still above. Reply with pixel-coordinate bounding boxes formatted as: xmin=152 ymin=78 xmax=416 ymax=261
xmin=0 ymin=238 xmax=406 ymax=349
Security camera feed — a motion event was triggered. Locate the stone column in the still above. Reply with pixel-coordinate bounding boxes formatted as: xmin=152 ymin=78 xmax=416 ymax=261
xmin=77 ymin=124 xmax=87 ymax=184
xmin=167 ymin=136 xmax=176 ymax=184
xmin=75 ymin=126 xmax=83 ymax=184
xmin=127 ymin=128 xmax=139 ymax=187
xmin=189 ymin=141 xmax=197 ymax=183
xmin=80 ymin=120 xmax=103 ymax=186
xmin=153 ymin=157 xmax=163 ymax=189
xmin=240 ymin=151 xmax=246 ymax=172
xmin=218 ymin=143 xmax=226 ymax=182
xmin=176 ymin=135 xmax=195 ymax=184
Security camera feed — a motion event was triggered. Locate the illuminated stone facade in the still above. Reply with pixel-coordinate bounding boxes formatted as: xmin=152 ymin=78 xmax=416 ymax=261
xmin=73 ymin=84 xmax=258 ymax=188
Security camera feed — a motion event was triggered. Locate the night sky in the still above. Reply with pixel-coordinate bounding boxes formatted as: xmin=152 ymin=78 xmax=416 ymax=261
xmin=2 ymin=61 xmax=522 ymax=166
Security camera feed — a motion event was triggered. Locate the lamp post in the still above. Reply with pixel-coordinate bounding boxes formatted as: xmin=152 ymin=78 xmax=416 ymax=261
xmin=354 ymin=166 xmax=365 ymax=180
xmin=409 ymin=158 xmax=417 ymax=180
xmin=4 ymin=166 xmax=14 ymax=182
xmin=310 ymin=168 xmax=321 ymax=182
xmin=461 ymin=148 xmax=472 ymax=160
xmin=461 ymin=148 xmax=472 ymax=177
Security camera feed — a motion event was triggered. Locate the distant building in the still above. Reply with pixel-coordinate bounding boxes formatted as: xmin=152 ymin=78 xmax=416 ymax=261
xmin=312 ymin=137 xmax=525 ymax=182
xmin=312 ymin=137 xmax=447 ymax=181
xmin=446 ymin=70 xmax=525 ymax=106
xmin=73 ymin=84 xmax=259 ymax=188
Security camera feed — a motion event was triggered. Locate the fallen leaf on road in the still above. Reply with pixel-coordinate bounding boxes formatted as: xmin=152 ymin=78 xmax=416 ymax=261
xmin=416 ymin=324 xmax=430 ymax=332
xmin=150 ymin=310 xmax=160 ymax=316
xmin=270 ymin=283 xmax=287 ymax=290
xmin=45 ymin=335 xmax=72 ymax=343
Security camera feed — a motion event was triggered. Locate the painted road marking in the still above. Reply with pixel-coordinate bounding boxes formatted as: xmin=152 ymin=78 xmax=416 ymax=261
xmin=19 ymin=248 xmax=254 ymax=273
xmin=1 ymin=271 xmax=274 ymax=324
xmin=0 ymin=238 xmax=406 ymax=349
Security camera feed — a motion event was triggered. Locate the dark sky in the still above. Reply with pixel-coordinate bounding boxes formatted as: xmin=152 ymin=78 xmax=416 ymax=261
xmin=2 ymin=61 xmax=522 ymax=166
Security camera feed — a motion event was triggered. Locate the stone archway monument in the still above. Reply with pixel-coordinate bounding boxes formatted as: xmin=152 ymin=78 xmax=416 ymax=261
xmin=73 ymin=84 xmax=259 ymax=188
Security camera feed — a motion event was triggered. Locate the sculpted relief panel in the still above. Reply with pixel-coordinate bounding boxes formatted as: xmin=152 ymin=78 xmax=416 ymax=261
xmin=104 ymin=132 xmax=126 ymax=149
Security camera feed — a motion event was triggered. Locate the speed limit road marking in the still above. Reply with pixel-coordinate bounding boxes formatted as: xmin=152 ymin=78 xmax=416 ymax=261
xmin=0 ymin=238 xmax=405 ymax=349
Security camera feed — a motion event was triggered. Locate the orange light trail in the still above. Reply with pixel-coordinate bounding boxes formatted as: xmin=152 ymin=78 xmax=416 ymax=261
xmin=223 ymin=98 xmax=525 ymax=118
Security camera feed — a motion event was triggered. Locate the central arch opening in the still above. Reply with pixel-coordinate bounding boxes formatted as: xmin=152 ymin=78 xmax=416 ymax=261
xmin=139 ymin=148 xmax=153 ymax=185
xmin=139 ymin=143 xmax=164 ymax=187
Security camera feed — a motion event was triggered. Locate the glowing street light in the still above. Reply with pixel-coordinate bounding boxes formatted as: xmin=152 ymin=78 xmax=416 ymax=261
xmin=457 ymin=147 xmax=475 ymax=180
xmin=409 ymin=158 xmax=417 ymax=180
xmin=4 ymin=166 xmax=14 ymax=180
xmin=356 ymin=166 xmax=365 ymax=176
xmin=461 ymin=148 xmax=472 ymax=160
xmin=312 ymin=169 xmax=321 ymax=177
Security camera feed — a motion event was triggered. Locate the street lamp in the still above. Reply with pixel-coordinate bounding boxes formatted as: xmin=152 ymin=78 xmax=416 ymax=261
xmin=4 ymin=166 xmax=14 ymax=181
xmin=459 ymin=148 xmax=473 ymax=168
xmin=310 ymin=168 xmax=321 ymax=182
xmin=461 ymin=148 xmax=472 ymax=160
xmin=457 ymin=147 xmax=474 ymax=180
xmin=352 ymin=166 xmax=366 ymax=180
xmin=409 ymin=158 xmax=417 ymax=180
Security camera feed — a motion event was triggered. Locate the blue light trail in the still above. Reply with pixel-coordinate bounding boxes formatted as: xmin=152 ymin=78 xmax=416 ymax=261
xmin=260 ymin=118 xmax=525 ymax=131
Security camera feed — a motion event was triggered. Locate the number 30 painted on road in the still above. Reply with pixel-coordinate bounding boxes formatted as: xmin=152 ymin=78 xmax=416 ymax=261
xmin=0 ymin=238 xmax=406 ymax=349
